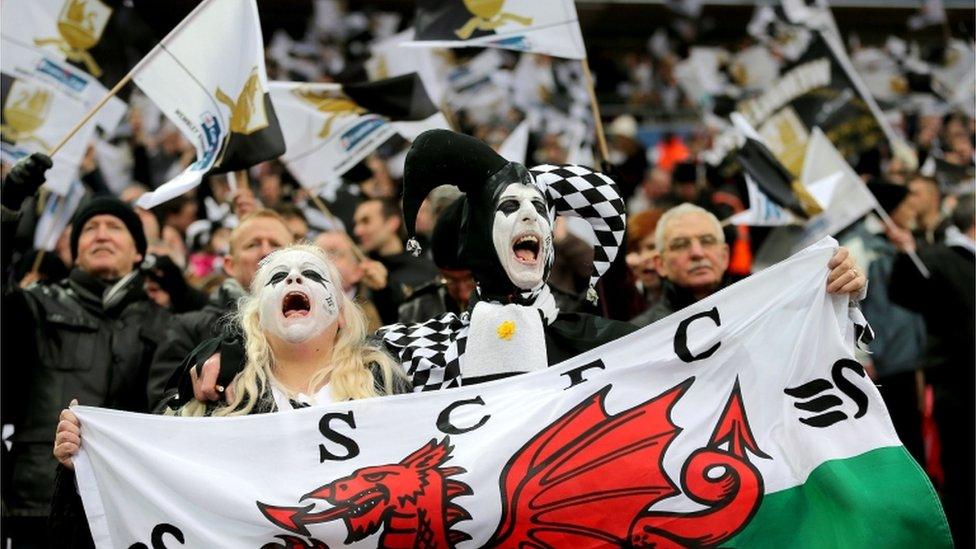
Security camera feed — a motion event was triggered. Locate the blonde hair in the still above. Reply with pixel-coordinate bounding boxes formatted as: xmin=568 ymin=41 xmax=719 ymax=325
xmin=175 ymin=243 xmax=404 ymax=417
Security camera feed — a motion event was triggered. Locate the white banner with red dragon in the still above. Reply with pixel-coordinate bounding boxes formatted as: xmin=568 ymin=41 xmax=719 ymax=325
xmin=72 ymin=238 xmax=949 ymax=548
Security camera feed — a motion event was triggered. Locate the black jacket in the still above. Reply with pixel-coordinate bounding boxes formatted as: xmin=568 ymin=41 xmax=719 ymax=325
xmin=889 ymin=244 xmax=975 ymax=391
xmin=374 ymin=250 xmax=440 ymax=323
xmin=148 ymin=280 xmax=245 ymax=410
xmin=397 ymin=279 xmax=461 ymax=324
xmin=2 ymin=268 xmax=169 ymax=515
xmin=630 ymin=279 xmax=724 ymax=328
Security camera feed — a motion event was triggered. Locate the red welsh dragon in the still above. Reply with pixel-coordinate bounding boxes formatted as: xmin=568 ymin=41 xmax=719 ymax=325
xmin=258 ymin=376 xmax=767 ymax=548
xmin=258 ymin=438 xmax=472 ymax=548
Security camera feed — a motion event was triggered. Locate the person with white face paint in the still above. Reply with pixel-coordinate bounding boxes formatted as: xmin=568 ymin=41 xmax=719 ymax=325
xmin=54 ymin=247 xmax=409 ymax=483
xmin=491 ymin=184 xmax=552 ymax=291
xmin=165 ymin=131 xmax=631 ymax=395
xmin=52 ymin=246 xmax=409 ymax=545
xmin=379 ymin=130 xmax=868 ymax=392
xmin=379 ymin=130 xmax=636 ymax=389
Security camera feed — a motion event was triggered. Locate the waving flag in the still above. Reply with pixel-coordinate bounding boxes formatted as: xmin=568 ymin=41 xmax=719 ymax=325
xmin=754 ymin=128 xmax=878 ymax=268
xmin=0 ymin=35 xmax=126 ymax=134
xmin=1 ymin=68 xmax=95 ymax=194
xmin=34 ymin=179 xmax=84 ymax=250
xmin=73 ymin=238 xmax=949 ymax=548
xmin=728 ymin=175 xmax=800 ymax=227
xmin=1 ymin=32 xmax=128 ymax=195
xmin=366 ymin=28 xmax=449 ymax=105
xmin=707 ymin=24 xmax=913 ymax=169
xmin=407 ymin=0 xmax=586 ymax=60
xmin=0 ymin=0 xmax=135 ymax=91
xmin=271 ymin=74 xmax=447 ymax=196
xmin=132 ymin=0 xmax=284 ymax=210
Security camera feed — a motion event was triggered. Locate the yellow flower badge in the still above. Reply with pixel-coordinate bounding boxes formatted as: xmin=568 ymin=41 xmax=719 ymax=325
xmin=496 ymin=320 xmax=516 ymax=341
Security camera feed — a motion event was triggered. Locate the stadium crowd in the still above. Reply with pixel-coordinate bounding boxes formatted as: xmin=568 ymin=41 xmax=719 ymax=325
xmin=1 ymin=0 xmax=974 ymax=547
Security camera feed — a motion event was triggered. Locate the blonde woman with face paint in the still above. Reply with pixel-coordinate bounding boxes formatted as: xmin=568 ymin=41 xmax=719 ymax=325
xmin=51 ymin=244 xmax=409 ymax=546
xmin=174 ymin=243 xmax=411 ymax=417
xmin=55 ymin=244 xmax=410 ymax=476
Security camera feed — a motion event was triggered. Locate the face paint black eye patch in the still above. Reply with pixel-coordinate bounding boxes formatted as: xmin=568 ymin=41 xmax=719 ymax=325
xmin=266 ymin=271 xmax=288 ymax=286
xmin=302 ymin=270 xmax=329 ymax=288
xmin=533 ymin=200 xmax=547 ymax=217
xmin=497 ymin=199 xmax=520 ymax=215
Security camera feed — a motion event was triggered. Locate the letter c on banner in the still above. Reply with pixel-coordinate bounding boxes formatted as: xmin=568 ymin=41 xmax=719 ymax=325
xmin=674 ymin=307 xmax=722 ymax=363
xmin=437 ymin=396 xmax=490 ymax=435
xmin=319 ymin=411 xmax=359 ymax=462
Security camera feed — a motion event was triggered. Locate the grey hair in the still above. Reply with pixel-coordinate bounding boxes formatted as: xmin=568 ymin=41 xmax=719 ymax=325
xmin=655 ymin=203 xmax=725 ymax=253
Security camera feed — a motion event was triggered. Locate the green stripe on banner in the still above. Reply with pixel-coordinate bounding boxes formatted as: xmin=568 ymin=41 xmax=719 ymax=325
xmin=727 ymin=447 xmax=952 ymax=548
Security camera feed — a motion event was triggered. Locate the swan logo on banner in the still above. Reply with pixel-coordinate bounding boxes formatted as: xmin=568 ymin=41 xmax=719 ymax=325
xmin=1 ymin=78 xmax=53 ymax=149
xmin=33 ymin=0 xmax=112 ymax=77
xmin=455 ymin=0 xmax=533 ymax=39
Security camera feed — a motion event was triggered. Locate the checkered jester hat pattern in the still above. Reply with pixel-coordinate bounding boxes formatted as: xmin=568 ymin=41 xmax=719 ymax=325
xmin=402 ymin=129 xmax=626 ymax=303
xmin=529 ymin=163 xmax=627 ymax=302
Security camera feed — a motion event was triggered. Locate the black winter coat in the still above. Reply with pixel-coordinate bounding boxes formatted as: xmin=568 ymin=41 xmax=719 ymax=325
xmin=2 ymin=268 xmax=169 ymax=515
xmin=148 ymin=280 xmax=245 ymax=410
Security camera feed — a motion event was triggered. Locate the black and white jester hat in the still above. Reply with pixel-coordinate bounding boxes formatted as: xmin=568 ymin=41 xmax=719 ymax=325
xmin=402 ymin=129 xmax=626 ymax=304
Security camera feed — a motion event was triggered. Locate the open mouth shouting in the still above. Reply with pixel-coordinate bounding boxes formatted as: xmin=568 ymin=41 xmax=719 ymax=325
xmin=281 ymin=291 xmax=311 ymax=318
xmin=511 ymin=232 xmax=541 ymax=265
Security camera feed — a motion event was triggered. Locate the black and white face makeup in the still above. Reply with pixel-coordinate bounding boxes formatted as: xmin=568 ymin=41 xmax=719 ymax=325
xmin=257 ymin=249 xmax=340 ymax=343
xmin=491 ymin=183 xmax=552 ymax=290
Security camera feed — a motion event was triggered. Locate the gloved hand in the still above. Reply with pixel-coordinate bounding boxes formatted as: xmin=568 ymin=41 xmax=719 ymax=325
xmin=2 ymin=153 xmax=53 ymax=209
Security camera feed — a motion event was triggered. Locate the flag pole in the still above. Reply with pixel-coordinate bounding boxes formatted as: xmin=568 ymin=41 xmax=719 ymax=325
xmin=47 ymin=73 xmax=133 ymax=157
xmin=580 ymin=58 xmax=610 ymax=165
xmin=872 ymin=204 xmax=931 ymax=278
xmin=47 ymin=0 xmax=217 ymax=158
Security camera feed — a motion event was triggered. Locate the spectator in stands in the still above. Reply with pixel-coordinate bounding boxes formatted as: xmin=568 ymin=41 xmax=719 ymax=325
xmin=840 ymin=182 xmax=926 ymax=463
xmin=397 ymin=199 xmax=476 ymax=323
xmin=353 ymin=197 xmax=439 ymax=322
xmin=625 ymin=209 xmax=665 ymax=318
xmin=907 ymin=175 xmax=950 ymax=245
xmin=1 ymin=155 xmax=170 ymax=544
xmin=273 ymin=202 xmax=311 ymax=242
xmin=315 ymin=231 xmax=387 ymax=332
xmin=148 ymin=209 xmax=294 ymax=410
xmin=887 ymin=194 xmax=976 ymax=548
xmin=633 ymin=203 xmax=866 ymax=327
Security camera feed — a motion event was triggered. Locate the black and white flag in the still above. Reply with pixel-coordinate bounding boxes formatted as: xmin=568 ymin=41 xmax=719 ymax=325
xmin=408 ymin=0 xmax=586 ymax=60
xmin=271 ymin=73 xmax=448 ymax=196
xmin=132 ymin=0 xmax=285 ymax=209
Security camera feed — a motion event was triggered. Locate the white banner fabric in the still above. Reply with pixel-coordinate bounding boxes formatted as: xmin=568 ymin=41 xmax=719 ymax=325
xmin=269 ymin=81 xmax=447 ymax=193
xmin=74 ymin=238 xmax=896 ymax=548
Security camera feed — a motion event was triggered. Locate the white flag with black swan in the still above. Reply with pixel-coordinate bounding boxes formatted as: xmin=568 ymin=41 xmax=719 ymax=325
xmin=270 ymin=73 xmax=447 ymax=196
xmin=133 ymin=0 xmax=284 ymax=210
xmin=406 ymin=0 xmax=585 ymax=60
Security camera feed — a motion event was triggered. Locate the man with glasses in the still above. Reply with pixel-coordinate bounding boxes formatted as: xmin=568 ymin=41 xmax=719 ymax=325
xmin=633 ymin=203 xmax=865 ymax=327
